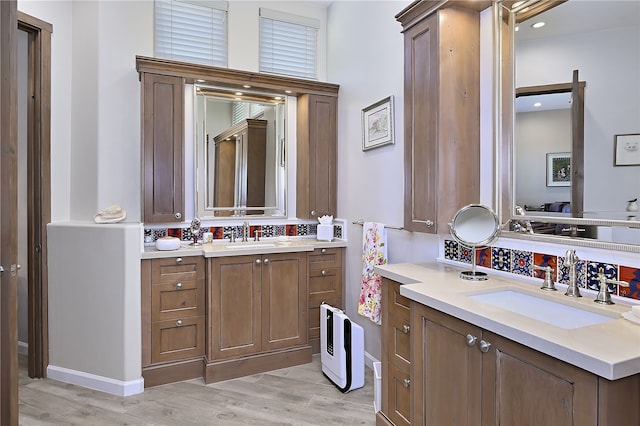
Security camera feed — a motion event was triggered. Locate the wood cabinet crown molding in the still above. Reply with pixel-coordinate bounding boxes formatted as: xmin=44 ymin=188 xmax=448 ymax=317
xmin=395 ymin=0 xmax=492 ymax=31
xmin=135 ymin=56 xmax=339 ymax=98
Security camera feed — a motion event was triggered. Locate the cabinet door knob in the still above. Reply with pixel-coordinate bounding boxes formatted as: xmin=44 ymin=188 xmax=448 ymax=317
xmin=402 ymin=325 xmax=410 ymax=334
xmin=176 ymin=257 xmax=183 ymax=264
xmin=402 ymin=379 xmax=411 ymax=388
xmin=466 ymin=334 xmax=477 ymax=347
xmin=479 ymin=340 xmax=491 ymax=353
xmin=321 ymin=248 xmax=326 ymax=254
xmin=425 ymin=220 xmax=434 ymax=227
xmin=176 ymin=320 xmax=183 ymax=327
xmin=321 ymin=270 xmax=327 ymax=276
xmin=310 ymin=210 xmax=316 ymax=216
xmin=263 ymin=258 xmax=269 ymax=264
xmin=256 ymin=259 xmax=261 ymax=264
xmin=176 ymin=282 xmax=183 ymax=289
xmin=174 ymin=212 xmax=182 ymax=220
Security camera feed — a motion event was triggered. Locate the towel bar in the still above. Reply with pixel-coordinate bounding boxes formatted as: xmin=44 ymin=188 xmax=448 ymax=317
xmin=352 ymin=220 xmax=403 ymax=230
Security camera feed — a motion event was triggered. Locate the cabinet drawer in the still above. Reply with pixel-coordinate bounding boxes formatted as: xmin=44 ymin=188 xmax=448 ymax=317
xmin=308 ymin=248 xmax=342 ymax=270
xmin=388 ymin=311 xmax=411 ymax=370
xmin=386 ymin=279 xmax=411 ymax=322
xmin=151 ymin=256 xmax=204 ymax=283
xmin=151 ymin=316 xmax=205 ymax=364
xmin=309 ymin=267 xmax=342 ymax=294
xmin=387 ymin=363 xmax=412 ymax=426
xmin=151 ymin=280 xmax=205 ymax=321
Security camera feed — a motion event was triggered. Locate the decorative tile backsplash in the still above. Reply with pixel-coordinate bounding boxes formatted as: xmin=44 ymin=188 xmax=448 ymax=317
xmin=144 ymin=221 xmax=342 ymax=244
xmin=443 ymin=239 xmax=640 ymax=301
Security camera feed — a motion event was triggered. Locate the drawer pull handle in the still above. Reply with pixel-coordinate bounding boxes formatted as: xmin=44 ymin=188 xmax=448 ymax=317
xmin=176 ymin=282 xmax=183 ymax=289
xmin=176 ymin=257 xmax=183 ymax=264
xmin=174 ymin=212 xmax=182 ymax=220
xmin=402 ymin=379 xmax=411 ymax=388
xmin=466 ymin=334 xmax=477 ymax=347
xmin=479 ymin=340 xmax=491 ymax=353
xmin=321 ymin=270 xmax=327 ymax=276
xmin=321 ymin=248 xmax=326 ymax=254
xmin=402 ymin=325 xmax=410 ymax=334
xmin=176 ymin=320 xmax=183 ymax=327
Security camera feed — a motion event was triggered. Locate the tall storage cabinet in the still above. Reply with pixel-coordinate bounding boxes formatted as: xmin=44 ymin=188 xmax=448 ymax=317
xmin=297 ymin=94 xmax=338 ymax=220
xmin=141 ymin=72 xmax=185 ymax=223
xmin=397 ymin=3 xmax=482 ymax=234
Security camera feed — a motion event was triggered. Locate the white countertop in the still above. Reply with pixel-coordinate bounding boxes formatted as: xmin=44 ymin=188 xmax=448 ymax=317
xmin=375 ymin=262 xmax=640 ymax=381
xmin=141 ymin=237 xmax=347 ymax=259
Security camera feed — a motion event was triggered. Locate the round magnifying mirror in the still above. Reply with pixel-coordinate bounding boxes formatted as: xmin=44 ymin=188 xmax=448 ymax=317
xmin=450 ymin=204 xmax=500 ymax=281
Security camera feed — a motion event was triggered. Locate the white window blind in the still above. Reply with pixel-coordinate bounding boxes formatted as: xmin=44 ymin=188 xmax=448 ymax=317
xmin=155 ymin=0 xmax=228 ymax=67
xmin=259 ymin=9 xmax=319 ymax=80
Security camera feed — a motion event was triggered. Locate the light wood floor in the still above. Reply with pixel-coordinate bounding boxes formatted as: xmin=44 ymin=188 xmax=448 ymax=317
xmin=19 ymin=355 xmax=377 ymax=425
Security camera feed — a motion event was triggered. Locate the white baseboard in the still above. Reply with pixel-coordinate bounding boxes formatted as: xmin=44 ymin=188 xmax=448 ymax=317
xmin=364 ymin=351 xmax=380 ymax=371
xmin=47 ymin=365 xmax=144 ymax=397
xmin=18 ymin=341 xmax=28 ymax=356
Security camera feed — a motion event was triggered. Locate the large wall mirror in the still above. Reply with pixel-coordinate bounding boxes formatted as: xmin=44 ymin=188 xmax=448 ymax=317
xmin=195 ymin=86 xmax=287 ymax=218
xmin=501 ymin=0 xmax=640 ymax=248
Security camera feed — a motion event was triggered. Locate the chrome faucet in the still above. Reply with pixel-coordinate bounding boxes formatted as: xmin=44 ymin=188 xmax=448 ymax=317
xmin=594 ymin=270 xmax=629 ymax=305
xmin=564 ymin=249 xmax=581 ymax=298
xmin=242 ymin=221 xmax=250 ymax=242
xmin=533 ymin=265 xmax=556 ymax=291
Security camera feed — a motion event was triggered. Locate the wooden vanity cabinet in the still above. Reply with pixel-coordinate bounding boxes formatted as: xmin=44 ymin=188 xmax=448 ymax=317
xmin=141 ymin=256 xmax=206 ymax=387
xmin=378 ymin=278 xmax=412 ymax=426
xmin=308 ymin=247 xmax=344 ymax=354
xmin=397 ymin=3 xmax=482 ymax=234
xmin=206 ymin=252 xmax=310 ymax=383
xmin=409 ymin=301 xmax=640 ymax=426
xmin=140 ymin=72 xmax=184 ymax=223
xmin=297 ymin=94 xmax=337 ymax=220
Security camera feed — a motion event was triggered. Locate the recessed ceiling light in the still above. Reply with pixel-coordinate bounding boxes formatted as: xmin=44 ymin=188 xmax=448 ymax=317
xmin=515 ymin=26 xmax=519 ymax=32
xmin=532 ymin=21 xmax=545 ymax=29
xmin=274 ymin=96 xmax=282 ymax=101
xmin=243 ymin=85 xmax=251 ymax=88
xmin=196 ymin=79 xmax=206 ymax=83
xmin=235 ymin=92 xmax=243 ymax=96
xmin=285 ymin=90 xmax=292 ymax=94
xmin=234 ymin=97 xmax=242 ymax=101
xmin=534 ymin=102 xmax=542 ymax=107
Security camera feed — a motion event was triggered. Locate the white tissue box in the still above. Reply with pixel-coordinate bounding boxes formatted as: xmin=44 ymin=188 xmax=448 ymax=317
xmin=317 ymin=224 xmax=334 ymax=241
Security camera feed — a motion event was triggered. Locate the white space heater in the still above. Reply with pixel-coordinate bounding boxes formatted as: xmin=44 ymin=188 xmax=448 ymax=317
xmin=320 ymin=303 xmax=365 ymax=392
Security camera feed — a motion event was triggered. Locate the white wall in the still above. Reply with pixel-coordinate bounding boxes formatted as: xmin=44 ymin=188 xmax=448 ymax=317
xmin=516 ymin=109 xmax=572 ymax=207
xmin=516 ymin=24 xmax=640 ymax=215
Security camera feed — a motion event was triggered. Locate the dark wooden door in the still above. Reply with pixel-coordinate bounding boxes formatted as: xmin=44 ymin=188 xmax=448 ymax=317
xmin=1 ymin=1 xmax=19 ymax=424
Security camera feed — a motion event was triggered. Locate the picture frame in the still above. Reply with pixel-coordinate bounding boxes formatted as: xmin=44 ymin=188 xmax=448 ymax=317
xmin=362 ymin=96 xmax=394 ymax=151
xmin=546 ymin=152 xmax=571 ymax=187
xmin=614 ymin=133 xmax=640 ymax=166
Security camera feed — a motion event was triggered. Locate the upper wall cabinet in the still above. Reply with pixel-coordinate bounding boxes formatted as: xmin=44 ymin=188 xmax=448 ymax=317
xmin=141 ymin=72 xmax=185 ymax=223
xmin=397 ymin=1 xmax=489 ymax=234
xmin=297 ymin=94 xmax=338 ymax=220
xmin=137 ymin=56 xmax=339 ymax=224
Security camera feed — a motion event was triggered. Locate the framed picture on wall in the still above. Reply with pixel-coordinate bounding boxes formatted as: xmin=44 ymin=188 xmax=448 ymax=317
xmin=546 ymin=152 xmax=571 ymax=187
xmin=362 ymin=96 xmax=394 ymax=151
xmin=614 ymin=133 xmax=640 ymax=166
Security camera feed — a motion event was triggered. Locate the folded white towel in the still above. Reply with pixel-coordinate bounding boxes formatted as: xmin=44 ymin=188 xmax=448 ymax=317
xmin=94 ymin=205 xmax=126 ymax=224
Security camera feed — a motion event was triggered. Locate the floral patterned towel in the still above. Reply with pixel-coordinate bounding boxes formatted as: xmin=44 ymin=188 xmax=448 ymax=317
xmin=357 ymin=222 xmax=387 ymax=324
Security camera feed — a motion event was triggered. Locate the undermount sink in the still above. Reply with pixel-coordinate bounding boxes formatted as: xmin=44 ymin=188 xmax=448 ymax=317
xmin=468 ymin=288 xmax=619 ymax=329
xmin=224 ymin=242 xmax=278 ymax=249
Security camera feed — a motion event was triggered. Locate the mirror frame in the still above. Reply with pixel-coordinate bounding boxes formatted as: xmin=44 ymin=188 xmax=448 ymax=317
xmin=497 ymin=0 xmax=640 ymax=253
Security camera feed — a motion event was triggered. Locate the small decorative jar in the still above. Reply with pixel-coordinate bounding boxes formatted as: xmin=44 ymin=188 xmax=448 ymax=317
xmin=627 ymin=198 xmax=639 ymax=212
